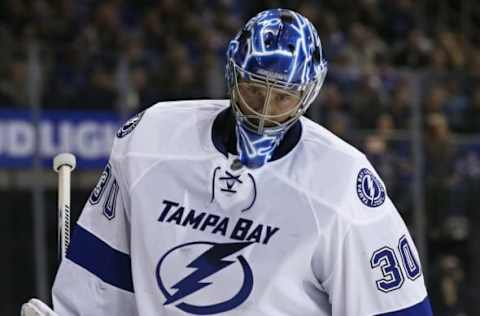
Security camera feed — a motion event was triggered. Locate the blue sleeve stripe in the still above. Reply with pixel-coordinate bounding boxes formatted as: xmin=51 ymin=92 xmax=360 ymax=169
xmin=66 ymin=224 xmax=134 ymax=293
xmin=375 ymin=297 xmax=433 ymax=316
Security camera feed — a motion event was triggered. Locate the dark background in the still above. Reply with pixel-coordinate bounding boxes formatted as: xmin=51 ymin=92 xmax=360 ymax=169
xmin=1 ymin=1 xmax=480 ymax=315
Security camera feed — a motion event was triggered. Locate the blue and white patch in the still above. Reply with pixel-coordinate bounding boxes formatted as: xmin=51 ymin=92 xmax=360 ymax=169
xmin=103 ymin=179 xmax=119 ymax=220
xmin=116 ymin=111 xmax=145 ymax=138
xmin=356 ymin=168 xmax=385 ymax=208
xmin=89 ymin=163 xmax=112 ymax=205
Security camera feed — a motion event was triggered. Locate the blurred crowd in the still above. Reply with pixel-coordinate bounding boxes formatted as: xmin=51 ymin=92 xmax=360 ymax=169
xmin=1 ymin=0 xmax=480 ymax=315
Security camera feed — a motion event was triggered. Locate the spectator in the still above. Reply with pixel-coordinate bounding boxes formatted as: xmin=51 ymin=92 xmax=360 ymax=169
xmin=428 ymin=47 xmax=450 ymax=74
xmin=424 ymin=113 xmax=456 ymax=238
xmin=350 ymin=73 xmax=384 ymax=129
xmin=312 ymin=83 xmax=349 ymax=125
xmin=0 ymin=0 xmax=33 ymax=37
xmin=464 ymin=88 xmax=480 ymax=133
xmin=376 ymin=113 xmax=395 ymax=138
xmin=42 ymin=44 xmax=88 ymax=108
xmin=393 ymin=29 xmax=433 ymax=68
xmin=124 ymin=62 xmax=158 ymax=112
xmin=316 ymin=11 xmax=346 ymax=62
xmin=437 ymin=31 xmax=466 ymax=71
xmin=430 ymin=255 xmax=468 ymax=316
xmin=324 ymin=111 xmax=351 ymax=142
xmin=72 ymin=60 xmax=117 ymax=110
xmin=389 ymin=80 xmax=412 ymax=129
xmin=87 ymin=1 xmax=124 ymax=57
xmin=374 ymin=52 xmax=400 ymax=94
xmin=423 ymin=84 xmax=448 ymax=116
xmin=443 ymin=78 xmax=468 ymax=132
xmin=468 ymin=49 xmax=480 ymax=85
xmin=342 ymin=22 xmax=387 ymax=73
xmin=457 ymin=151 xmax=480 ymax=314
xmin=381 ymin=0 xmax=417 ymax=43
xmin=0 ymin=57 xmax=29 ymax=106
xmin=153 ymin=40 xmax=201 ymax=100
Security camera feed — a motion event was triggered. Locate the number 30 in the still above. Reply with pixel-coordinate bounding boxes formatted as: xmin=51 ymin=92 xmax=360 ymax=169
xmin=370 ymin=235 xmax=421 ymax=293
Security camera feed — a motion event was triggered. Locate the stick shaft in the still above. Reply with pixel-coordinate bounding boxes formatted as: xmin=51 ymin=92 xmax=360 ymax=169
xmin=57 ymin=166 xmax=72 ymax=261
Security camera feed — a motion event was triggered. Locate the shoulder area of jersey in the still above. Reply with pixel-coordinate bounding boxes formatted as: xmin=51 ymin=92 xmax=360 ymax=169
xmin=115 ymin=99 xmax=229 ymax=140
xmin=295 ymin=118 xmax=391 ymax=223
xmin=111 ymin=99 xmax=229 ymax=160
xmin=341 ymin=156 xmax=391 ymax=224
xmin=299 ymin=116 xmax=362 ymax=158
xmin=330 ymin=157 xmax=391 ymax=224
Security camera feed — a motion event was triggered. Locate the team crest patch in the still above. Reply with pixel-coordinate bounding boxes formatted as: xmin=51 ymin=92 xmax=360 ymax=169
xmin=356 ymin=168 xmax=385 ymax=208
xmin=89 ymin=163 xmax=111 ymax=205
xmin=116 ymin=111 xmax=145 ymax=138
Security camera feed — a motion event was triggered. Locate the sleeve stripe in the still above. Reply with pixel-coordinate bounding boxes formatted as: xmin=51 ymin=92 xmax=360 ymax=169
xmin=375 ymin=297 xmax=433 ymax=316
xmin=66 ymin=224 xmax=134 ymax=293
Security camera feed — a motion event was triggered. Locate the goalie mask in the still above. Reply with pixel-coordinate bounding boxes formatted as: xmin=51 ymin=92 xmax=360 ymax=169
xmin=226 ymin=9 xmax=327 ymax=168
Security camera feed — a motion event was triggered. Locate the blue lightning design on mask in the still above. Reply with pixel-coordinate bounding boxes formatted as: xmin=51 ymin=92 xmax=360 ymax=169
xmin=228 ymin=9 xmax=325 ymax=87
xmin=235 ymin=123 xmax=285 ymax=169
xmin=164 ymin=242 xmax=253 ymax=305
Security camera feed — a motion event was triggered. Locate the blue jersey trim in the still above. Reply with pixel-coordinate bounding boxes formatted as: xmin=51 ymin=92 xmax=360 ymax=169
xmin=375 ymin=297 xmax=433 ymax=316
xmin=66 ymin=224 xmax=134 ymax=293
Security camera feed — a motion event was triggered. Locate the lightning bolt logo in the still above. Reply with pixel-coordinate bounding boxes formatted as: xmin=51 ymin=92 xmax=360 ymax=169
xmin=164 ymin=242 xmax=252 ymax=304
xmin=356 ymin=168 xmax=386 ymax=208
xmin=365 ymin=175 xmax=375 ymax=202
xmin=156 ymin=241 xmax=255 ymax=314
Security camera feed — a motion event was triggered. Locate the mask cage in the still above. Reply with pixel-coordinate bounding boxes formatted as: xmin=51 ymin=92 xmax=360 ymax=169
xmin=228 ymin=59 xmax=327 ymax=135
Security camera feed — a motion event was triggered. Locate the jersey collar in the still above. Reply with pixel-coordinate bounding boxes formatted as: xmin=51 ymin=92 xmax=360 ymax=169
xmin=211 ymin=107 xmax=302 ymax=161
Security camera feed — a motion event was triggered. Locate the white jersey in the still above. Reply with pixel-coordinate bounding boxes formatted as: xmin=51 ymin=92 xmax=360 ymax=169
xmin=52 ymin=100 xmax=432 ymax=316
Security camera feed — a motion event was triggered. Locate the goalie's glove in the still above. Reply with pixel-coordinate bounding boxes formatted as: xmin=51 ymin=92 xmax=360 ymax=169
xmin=21 ymin=299 xmax=58 ymax=316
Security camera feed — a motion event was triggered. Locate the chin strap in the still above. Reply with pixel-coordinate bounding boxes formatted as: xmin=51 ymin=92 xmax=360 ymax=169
xmin=235 ymin=123 xmax=285 ymax=169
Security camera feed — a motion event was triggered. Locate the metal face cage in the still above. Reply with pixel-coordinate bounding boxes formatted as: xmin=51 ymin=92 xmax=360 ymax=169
xmin=229 ymin=60 xmax=326 ymax=135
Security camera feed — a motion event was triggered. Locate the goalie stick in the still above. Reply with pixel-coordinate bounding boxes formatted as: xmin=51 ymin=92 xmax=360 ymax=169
xmin=53 ymin=153 xmax=76 ymax=261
